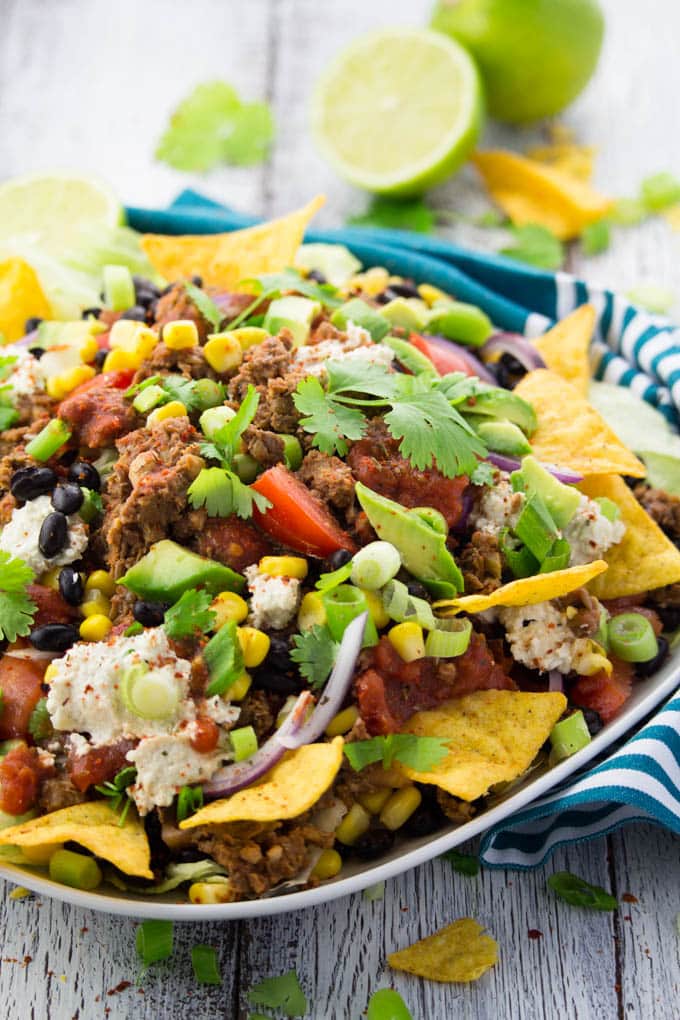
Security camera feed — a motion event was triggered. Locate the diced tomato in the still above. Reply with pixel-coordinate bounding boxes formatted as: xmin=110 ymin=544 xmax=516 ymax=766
xmin=0 ymin=744 xmax=45 ymax=815
xmin=410 ymin=333 xmax=478 ymax=377
xmin=27 ymin=584 xmax=78 ymax=628
xmin=251 ymin=465 xmax=356 ymax=557
xmin=196 ymin=518 xmax=273 ymax=573
xmin=67 ymin=739 xmax=137 ymax=793
xmin=0 ymin=655 xmax=45 ymax=740
xmin=189 ymin=717 xmax=219 ymax=753
xmin=59 ymin=370 xmax=138 ymax=448
xmin=60 ymin=370 xmax=134 ymax=401
xmin=569 ymin=658 xmax=634 ymax=723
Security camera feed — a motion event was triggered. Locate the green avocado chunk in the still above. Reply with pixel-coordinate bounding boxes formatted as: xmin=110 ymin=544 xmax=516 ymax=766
xmin=476 ymin=420 xmax=532 ymax=456
xmin=461 ymin=386 xmax=537 ymax=435
xmin=263 ymin=295 xmax=321 ymax=347
xmin=119 ymin=539 xmax=244 ymax=603
xmin=379 ymin=297 xmax=428 ymax=332
xmin=425 ymin=300 xmax=493 ymax=348
xmin=520 ymin=455 xmax=581 ymax=529
xmin=330 ymin=298 xmax=391 ymax=341
xmin=355 ymin=482 xmax=464 ymax=594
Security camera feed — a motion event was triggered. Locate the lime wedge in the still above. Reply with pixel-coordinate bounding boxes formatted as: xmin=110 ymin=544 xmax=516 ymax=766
xmin=311 ymin=29 xmax=483 ymax=196
xmin=0 ymin=172 xmax=122 ymax=257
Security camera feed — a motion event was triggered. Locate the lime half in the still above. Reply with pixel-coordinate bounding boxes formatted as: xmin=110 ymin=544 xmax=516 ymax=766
xmin=311 ymin=29 xmax=483 ymax=196
xmin=0 ymin=172 xmax=122 ymax=257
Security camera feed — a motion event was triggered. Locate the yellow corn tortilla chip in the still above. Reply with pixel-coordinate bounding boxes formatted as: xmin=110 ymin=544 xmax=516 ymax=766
xmin=472 ymin=150 xmax=612 ymax=241
xmin=434 ymin=560 xmax=607 ymax=616
xmin=0 ymin=257 xmax=52 ymax=342
xmin=533 ymin=305 xmax=595 ymax=395
xmin=180 ymin=738 xmax=344 ymax=829
xmin=0 ymin=801 xmax=152 ymax=878
xmin=388 ymin=918 xmax=498 ymax=982
xmin=141 ymin=196 xmax=325 ymax=289
xmin=515 ymin=370 xmax=646 ymax=477
xmin=395 ymin=690 xmax=567 ymax=801
xmin=578 ymin=474 xmax=680 ymax=598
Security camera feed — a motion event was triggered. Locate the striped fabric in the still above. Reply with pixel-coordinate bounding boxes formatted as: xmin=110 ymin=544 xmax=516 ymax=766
xmin=125 ymin=193 xmax=680 ymax=867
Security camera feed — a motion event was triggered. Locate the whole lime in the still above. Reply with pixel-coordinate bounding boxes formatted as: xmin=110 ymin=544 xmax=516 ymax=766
xmin=431 ymin=0 xmax=604 ymax=124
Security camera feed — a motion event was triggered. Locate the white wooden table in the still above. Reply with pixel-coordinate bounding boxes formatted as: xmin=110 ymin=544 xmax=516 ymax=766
xmin=1 ymin=1 xmax=680 ymax=1017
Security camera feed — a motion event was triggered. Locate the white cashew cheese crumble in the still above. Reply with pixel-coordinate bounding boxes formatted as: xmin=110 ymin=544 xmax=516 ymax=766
xmin=499 ymin=600 xmax=592 ymax=674
xmin=244 ymin=564 xmax=301 ymax=630
xmin=46 ymin=628 xmax=239 ymax=814
xmin=0 ymin=494 xmax=88 ymax=575
xmin=292 ymin=321 xmax=395 ymax=376
xmin=2 ymin=346 xmax=46 ymax=397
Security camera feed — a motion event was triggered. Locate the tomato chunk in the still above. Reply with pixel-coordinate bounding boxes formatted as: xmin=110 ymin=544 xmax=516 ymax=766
xmin=0 ymin=655 xmax=45 ymax=740
xmin=409 ymin=334 xmax=478 ymax=377
xmin=27 ymin=584 xmax=78 ymax=628
xmin=0 ymin=744 xmax=44 ymax=815
xmin=67 ymin=739 xmax=137 ymax=793
xmin=189 ymin=717 xmax=219 ymax=753
xmin=570 ymin=658 xmax=634 ymax=723
xmin=196 ymin=518 xmax=273 ymax=573
xmin=251 ymin=465 xmax=356 ymax=557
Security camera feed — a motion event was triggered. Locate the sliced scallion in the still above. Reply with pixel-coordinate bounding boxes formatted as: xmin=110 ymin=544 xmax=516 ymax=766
xmin=204 ymin=620 xmax=244 ymax=697
xmin=103 ymin=264 xmax=135 ymax=312
xmin=350 ymin=541 xmax=401 ymax=591
xmin=25 ymin=419 xmax=71 ymax=462
xmin=136 ymin=919 xmax=174 ymax=967
xmin=425 ymin=619 xmax=472 ymax=658
xmin=322 ymin=585 xmax=378 ymax=647
xmin=176 ymin=784 xmax=204 ymax=823
xmin=280 ymin=434 xmax=303 ymax=471
xmin=120 ymin=662 xmax=180 ymax=721
xmin=549 ymin=711 xmax=592 ymax=764
xmin=230 ymin=725 xmax=258 ymax=762
xmin=49 ymin=848 xmax=102 ymax=890
xmin=133 ymin=384 xmax=166 ymax=414
xmin=193 ymin=378 xmax=225 ymax=411
xmin=608 ymin=612 xmax=658 ymax=663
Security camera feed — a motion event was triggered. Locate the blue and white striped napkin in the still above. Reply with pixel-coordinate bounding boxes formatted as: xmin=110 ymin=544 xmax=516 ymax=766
xmin=125 ymin=193 xmax=680 ymax=866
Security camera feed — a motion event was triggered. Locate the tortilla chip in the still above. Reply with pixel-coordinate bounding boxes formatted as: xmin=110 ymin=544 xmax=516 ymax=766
xmin=396 ymin=691 xmax=566 ymax=801
xmin=515 ymin=370 xmax=646 ymax=477
xmin=533 ymin=305 xmax=595 ymax=395
xmin=141 ymin=196 xmax=325 ymax=289
xmin=526 ymin=141 xmax=596 ymax=183
xmin=0 ymin=257 xmax=52 ymax=342
xmin=180 ymin=738 xmax=344 ymax=829
xmin=578 ymin=475 xmax=680 ymax=597
xmin=472 ymin=150 xmax=612 ymax=240
xmin=388 ymin=918 xmax=498 ymax=982
xmin=0 ymin=801 xmax=152 ymax=878
xmin=434 ymin=560 xmax=607 ymax=616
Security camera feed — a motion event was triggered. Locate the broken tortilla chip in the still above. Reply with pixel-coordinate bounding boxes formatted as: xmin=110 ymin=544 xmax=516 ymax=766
xmin=472 ymin=150 xmax=612 ymax=241
xmin=0 ymin=801 xmax=152 ymax=878
xmin=515 ymin=370 xmax=646 ymax=477
xmin=388 ymin=918 xmax=498 ymax=982
xmin=578 ymin=475 xmax=680 ymax=598
xmin=394 ymin=691 xmax=566 ymax=801
xmin=533 ymin=305 xmax=595 ymax=395
xmin=434 ymin=560 xmax=607 ymax=616
xmin=0 ymin=257 xmax=52 ymax=342
xmin=141 ymin=196 xmax=325 ymax=289
xmin=179 ymin=738 xmax=344 ymax=829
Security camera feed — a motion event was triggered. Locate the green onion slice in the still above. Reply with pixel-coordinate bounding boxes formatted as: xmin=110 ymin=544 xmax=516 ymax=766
xmin=280 ymin=434 xmax=303 ymax=471
xmin=25 ymin=419 xmax=71 ymax=462
xmin=381 ymin=579 xmax=436 ymax=630
xmin=120 ymin=663 xmax=180 ymax=721
xmin=49 ymin=848 xmax=102 ymax=891
xmin=425 ymin=619 xmax=472 ymax=658
xmin=350 ymin=541 xmax=401 ymax=591
xmin=191 ymin=944 xmax=222 ymax=985
xmin=136 ymin=919 xmax=174 ymax=967
xmin=133 ymin=384 xmax=166 ymax=414
xmin=230 ymin=725 xmax=258 ymax=762
xmin=607 ymin=612 xmax=658 ymax=663
xmin=323 ymin=585 xmax=378 ymax=647
xmin=176 ymin=785 xmax=204 ymax=823
xmin=103 ymin=264 xmax=135 ymax=312
xmin=549 ymin=711 xmax=592 ymax=764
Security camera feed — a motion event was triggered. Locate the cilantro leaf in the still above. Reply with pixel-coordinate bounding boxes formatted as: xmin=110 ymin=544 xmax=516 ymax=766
xmin=290 ymin=626 xmax=339 ymax=689
xmin=294 ymin=377 xmax=367 ymax=456
xmin=210 ymin=384 xmax=260 ymax=465
xmin=27 ymin=697 xmax=52 ymax=742
xmin=160 ymin=374 xmax=202 ymax=412
xmin=155 ymin=81 xmax=274 ymax=172
xmin=344 ymin=734 xmax=449 ymax=773
xmin=640 ymin=171 xmax=680 ymax=212
xmin=385 ymin=389 xmax=484 ymax=478
xmin=163 ymin=588 xmax=216 ymax=639
xmin=247 ymin=970 xmax=308 ymax=1017
xmin=470 ymin=461 xmax=496 ymax=487
xmin=187 ymin=467 xmax=270 ymax=520
xmin=347 ymin=196 xmax=435 ymax=234
xmin=326 ymin=359 xmax=398 ymax=400
xmin=442 ymin=849 xmax=480 ymax=876
xmin=501 ymin=224 xmax=564 ymax=270
xmin=0 ymin=552 xmax=37 ymax=642
xmin=184 ymin=282 xmax=222 ymax=331
xmin=581 ymin=219 xmax=611 ymax=255
xmin=245 ymin=269 xmax=341 ymax=308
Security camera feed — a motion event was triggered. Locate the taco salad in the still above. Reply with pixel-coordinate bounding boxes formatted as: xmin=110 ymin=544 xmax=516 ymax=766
xmin=0 ymin=200 xmax=678 ymax=903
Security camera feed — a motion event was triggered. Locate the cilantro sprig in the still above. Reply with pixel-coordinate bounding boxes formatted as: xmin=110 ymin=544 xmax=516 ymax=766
xmin=163 ymin=589 xmax=216 ymax=640
xmin=184 ymin=282 xmax=223 ymax=332
xmin=290 ymin=625 xmax=340 ymax=689
xmin=0 ymin=552 xmax=37 ymax=642
xmin=344 ymin=733 xmax=449 ymax=773
xmin=347 ymin=196 xmax=435 ymax=234
xmin=293 ymin=360 xmax=486 ymax=478
xmin=95 ymin=766 xmax=137 ymax=827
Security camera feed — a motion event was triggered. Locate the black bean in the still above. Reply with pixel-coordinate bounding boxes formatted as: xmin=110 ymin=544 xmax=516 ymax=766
xmin=580 ymin=708 xmax=604 ymax=737
xmin=352 ymin=826 xmax=396 ymax=860
xmin=190 ymin=275 xmax=203 ymax=287
xmin=133 ymin=600 xmax=166 ymax=628
xmin=253 ymin=639 xmax=301 ymax=695
xmin=495 ymin=352 xmax=527 ymax=390
xmin=634 ymin=635 xmax=669 ymax=678
xmin=51 ymin=483 xmax=84 ymax=516
xmin=10 ymin=466 xmax=57 ymax=502
xmin=306 ymin=269 xmax=327 ymax=284
xmin=120 ymin=305 xmax=147 ymax=322
xmin=68 ymin=461 xmax=101 ymax=491
xmin=28 ymin=346 xmax=45 ymax=360
xmin=406 ymin=580 xmax=429 ymax=600
xmin=81 ymin=306 xmax=102 ymax=320
xmin=380 ymin=282 xmax=421 ymax=302
xmin=39 ymin=511 xmax=68 ymax=558
xmin=29 ymin=624 xmax=78 ymax=652
xmin=133 ymin=275 xmax=161 ymax=298
xmin=58 ymin=566 xmax=84 ymax=606
xmin=402 ymin=802 xmax=443 ymax=838
xmin=327 ymin=549 xmax=352 ymax=571
xmin=94 ymin=348 xmax=108 ymax=370
xmin=24 ymin=316 xmax=44 ymax=334
xmin=655 ymin=604 xmax=680 ymax=631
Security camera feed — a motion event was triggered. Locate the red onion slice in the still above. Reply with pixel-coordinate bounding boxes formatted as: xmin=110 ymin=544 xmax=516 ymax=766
xmin=548 ymin=670 xmax=564 ymax=693
xmin=422 ymin=334 xmax=497 ymax=384
xmin=485 ymin=451 xmax=583 ymax=484
xmin=278 ymin=611 xmax=368 ymax=749
xmin=8 ymin=330 xmax=38 ymax=350
xmin=480 ymin=333 xmax=546 ymax=373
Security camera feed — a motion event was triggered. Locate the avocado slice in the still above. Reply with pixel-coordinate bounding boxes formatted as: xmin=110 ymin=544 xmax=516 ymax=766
xmin=476 ymin=420 xmax=532 ymax=457
xmin=330 ymin=298 xmax=391 ymax=341
xmin=355 ymin=482 xmax=464 ymax=594
xmin=295 ymin=243 xmax=361 ymax=287
xmin=425 ymin=300 xmax=493 ymax=348
xmin=263 ymin=296 xmax=321 ymax=347
xmin=380 ymin=297 xmax=429 ymax=332
xmin=520 ymin=455 xmax=580 ymax=529
xmin=119 ymin=539 xmax=244 ymax=603
xmin=461 ymin=387 xmax=537 ymax=436
xmin=382 ymin=336 xmax=439 ymax=376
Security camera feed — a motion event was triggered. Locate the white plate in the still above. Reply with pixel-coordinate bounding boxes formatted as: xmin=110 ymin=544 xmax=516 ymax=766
xmin=1 ymin=651 xmax=678 ymax=920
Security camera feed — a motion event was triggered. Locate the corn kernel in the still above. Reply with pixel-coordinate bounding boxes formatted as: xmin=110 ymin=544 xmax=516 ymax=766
xmin=85 ymin=570 xmax=116 ymax=597
xmin=103 ymin=348 xmax=141 ymax=373
xmin=44 ymin=663 xmax=59 ymax=685
xmin=347 ymin=267 xmax=389 ymax=297
xmin=237 ymin=626 xmax=270 ymax=668
xmin=359 ymin=788 xmax=393 ymax=815
xmin=573 ymin=642 xmax=612 ymax=676
xmin=79 ymin=614 xmax=113 ymax=642
xmin=335 ymin=803 xmax=371 ymax=846
xmin=229 ymin=672 xmax=252 ymax=701
xmin=23 ymin=844 xmax=63 ymax=866
xmin=231 ymin=327 xmax=269 ymax=350
xmin=80 ymin=593 xmax=112 ymax=619
xmin=147 ymin=400 xmax=188 ymax=425
xmin=204 ymin=333 xmax=243 ymax=373
xmin=388 ymin=621 xmax=425 ymax=663
xmin=379 ymin=785 xmax=422 ymax=831
xmin=211 ymin=591 xmax=249 ymax=627
xmin=259 ymin=556 xmax=308 ymax=580
xmin=311 ymin=849 xmax=343 ymax=881
xmin=46 ymin=365 xmax=96 ymax=399
xmin=109 ymin=319 xmax=140 ymax=351
xmin=79 ymin=337 xmax=99 ymax=363
xmin=188 ymin=880 xmax=233 ymax=905
xmin=41 ymin=567 xmax=61 ymax=591
xmin=418 ymin=283 xmax=451 ymax=306
xmin=134 ymin=326 xmax=158 ymax=360
xmin=162 ymin=319 xmax=199 ymax=350
xmin=297 ymin=591 xmax=326 ymax=631
xmin=361 ymin=588 xmax=390 ymax=630
xmin=325 ymin=705 xmax=359 ymax=738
